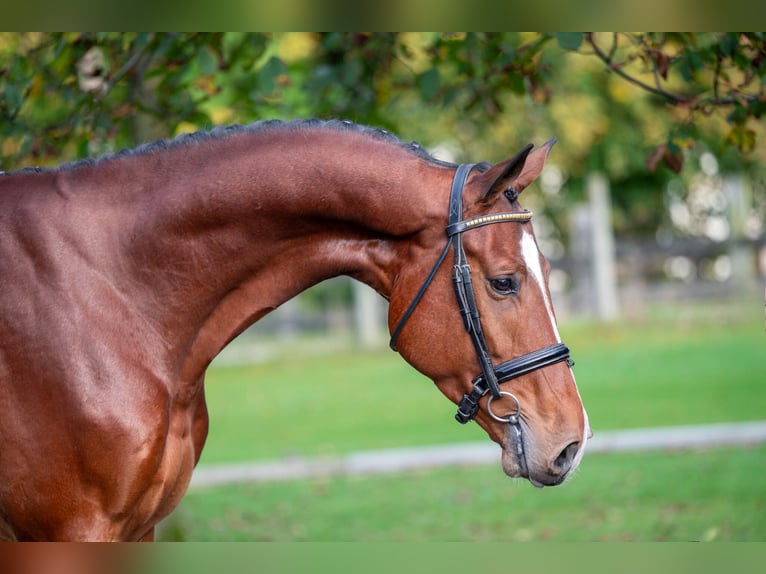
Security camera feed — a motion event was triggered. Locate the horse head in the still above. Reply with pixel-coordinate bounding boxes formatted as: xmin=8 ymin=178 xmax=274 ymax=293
xmin=389 ymin=140 xmax=590 ymax=487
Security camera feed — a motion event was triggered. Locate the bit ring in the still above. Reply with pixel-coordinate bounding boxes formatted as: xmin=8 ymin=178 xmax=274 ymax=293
xmin=486 ymin=391 xmax=521 ymax=424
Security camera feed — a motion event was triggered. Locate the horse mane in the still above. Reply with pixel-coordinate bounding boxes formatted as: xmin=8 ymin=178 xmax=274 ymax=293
xmin=4 ymin=119 xmax=455 ymax=175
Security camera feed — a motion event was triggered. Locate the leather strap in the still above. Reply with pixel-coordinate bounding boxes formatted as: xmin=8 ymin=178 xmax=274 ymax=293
xmin=389 ymin=163 xmax=574 ymax=425
xmin=456 ymin=343 xmax=573 ymax=423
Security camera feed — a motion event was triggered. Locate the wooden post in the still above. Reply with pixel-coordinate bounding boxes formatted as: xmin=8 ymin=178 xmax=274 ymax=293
xmin=569 ymin=204 xmax=594 ymax=316
xmin=586 ymin=172 xmax=619 ymax=322
xmin=723 ymin=174 xmax=755 ymax=291
xmin=352 ymin=282 xmax=384 ymax=349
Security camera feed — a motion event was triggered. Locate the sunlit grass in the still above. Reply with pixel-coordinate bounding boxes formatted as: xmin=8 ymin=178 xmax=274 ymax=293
xmin=198 ymin=299 xmax=766 ymax=464
xmin=159 ymin=298 xmax=766 ymax=541
xmin=161 ymin=444 xmax=766 ymax=541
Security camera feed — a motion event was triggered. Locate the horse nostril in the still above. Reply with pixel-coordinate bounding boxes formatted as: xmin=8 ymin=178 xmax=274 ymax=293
xmin=553 ymin=441 xmax=580 ymax=474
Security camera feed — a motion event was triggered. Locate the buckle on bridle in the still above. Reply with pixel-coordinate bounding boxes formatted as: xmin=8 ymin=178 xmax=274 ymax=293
xmin=455 ymin=383 xmax=486 ymax=424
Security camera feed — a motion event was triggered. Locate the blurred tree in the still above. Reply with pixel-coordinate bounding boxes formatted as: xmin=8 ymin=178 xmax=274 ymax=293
xmin=0 ymin=33 xmax=272 ymax=167
xmin=4 ymin=33 xmax=764 ymax=164
xmin=2 ymin=32 xmax=764 ymax=239
xmin=569 ymin=33 xmax=765 ymax=168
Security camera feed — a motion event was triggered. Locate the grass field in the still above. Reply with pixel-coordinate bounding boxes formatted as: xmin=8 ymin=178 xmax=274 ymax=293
xmin=160 ymin=297 xmax=766 ymax=541
xmin=195 ymin=298 xmax=766 ymax=464
xmin=162 ymin=444 xmax=765 ymax=541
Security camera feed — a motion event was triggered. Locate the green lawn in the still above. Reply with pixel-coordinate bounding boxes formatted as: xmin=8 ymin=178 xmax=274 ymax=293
xmin=160 ymin=298 xmax=766 ymax=541
xmin=162 ymin=444 xmax=766 ymax=541
xmin=197 ymin=298 xmax=766 ymax=464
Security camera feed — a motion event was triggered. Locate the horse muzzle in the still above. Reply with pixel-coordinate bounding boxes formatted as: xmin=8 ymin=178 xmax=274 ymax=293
xmin=501 ymin=421 xmax=586 ymax=488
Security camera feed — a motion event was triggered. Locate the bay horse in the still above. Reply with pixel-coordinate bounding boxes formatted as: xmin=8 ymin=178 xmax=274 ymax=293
xmin=0 ymin=119 xmax=590 ymax=541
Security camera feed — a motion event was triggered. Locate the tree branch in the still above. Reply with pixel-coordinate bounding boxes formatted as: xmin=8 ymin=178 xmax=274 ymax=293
xmin=585 ymin=33 xmax=690 ymax=104
xmin=585 ymin=32 xmax=764 ymax=113
xmin=99 ymin=34 xmax=155 ymax=100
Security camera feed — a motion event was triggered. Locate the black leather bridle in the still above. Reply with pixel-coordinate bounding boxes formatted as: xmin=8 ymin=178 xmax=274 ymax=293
xmin=390 ymin=163 xmax=574 ymax=434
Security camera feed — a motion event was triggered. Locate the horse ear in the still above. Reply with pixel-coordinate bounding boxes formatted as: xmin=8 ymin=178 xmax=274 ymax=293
xmin=474 ymin=138 xmax=557 ymax=206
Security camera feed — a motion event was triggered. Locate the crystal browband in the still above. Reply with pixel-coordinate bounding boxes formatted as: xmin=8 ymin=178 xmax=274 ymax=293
xmin=445 ymin=210 xmax=533 ymax=237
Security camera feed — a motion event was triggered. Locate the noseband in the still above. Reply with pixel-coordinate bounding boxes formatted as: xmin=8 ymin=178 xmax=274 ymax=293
xmin=390 ymin=164 xmax=574 ymax=433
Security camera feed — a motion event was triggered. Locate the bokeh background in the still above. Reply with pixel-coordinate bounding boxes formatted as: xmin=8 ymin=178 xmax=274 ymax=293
xmin=2 ymin=32 xmax=764 ymax=542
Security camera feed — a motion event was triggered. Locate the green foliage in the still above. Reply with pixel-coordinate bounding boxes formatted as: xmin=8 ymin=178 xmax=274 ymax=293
xmin=419 ymin=33 xmax=554 ymax=114
xmin=555 ymin=32 xmax=584 ymax=51
xmin=6 ymin=32 xmax=763 ymax=168
xmin=0 ymin=33 xmax=271 ymax=168
xmin=2 ymin=32 xmax=764 ymax=239
xmin=559 ymin=33 xmax=766 ymax=166
xmin=303 ymin=33 xmax=400 ymax=125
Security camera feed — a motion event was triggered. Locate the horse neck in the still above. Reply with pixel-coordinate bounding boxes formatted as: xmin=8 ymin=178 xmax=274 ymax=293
xmin=115 ymin=130 xmax=449 ymax=379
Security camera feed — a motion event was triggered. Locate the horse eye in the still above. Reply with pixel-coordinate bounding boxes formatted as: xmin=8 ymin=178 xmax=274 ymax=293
xmin=489 ymin=277 xmax=518 ymax=295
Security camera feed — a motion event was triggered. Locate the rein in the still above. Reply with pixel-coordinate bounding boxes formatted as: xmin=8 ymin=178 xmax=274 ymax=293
xmin=390 ymin=163 xmax=574 ymax=430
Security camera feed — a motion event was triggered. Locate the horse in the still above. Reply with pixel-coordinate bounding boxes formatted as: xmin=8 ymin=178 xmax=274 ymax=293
xmin=0 ymin=119 xmax=590 ymax=541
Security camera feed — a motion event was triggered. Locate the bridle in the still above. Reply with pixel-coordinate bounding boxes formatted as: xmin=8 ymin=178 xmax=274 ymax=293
xmin=390 ymin=163 xmax=574 ymax=453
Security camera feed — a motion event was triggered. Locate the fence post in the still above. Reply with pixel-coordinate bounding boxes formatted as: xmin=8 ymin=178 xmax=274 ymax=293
xmin=723 ymin=174 xmax=756 ymax=292
xmin=352 ymin=282 xmax=385 ymax=349
xmin=569 ymin=204 xmax=594 ymax=316
xmin=586 ymin=172 xmax=619 ymax=322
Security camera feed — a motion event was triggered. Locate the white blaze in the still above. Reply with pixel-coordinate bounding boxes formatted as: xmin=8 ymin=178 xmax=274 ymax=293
xmin=520 ymin=230 xmax=561 ymax=343
xmin=521 ymin=229 xmax=592 ymax=453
